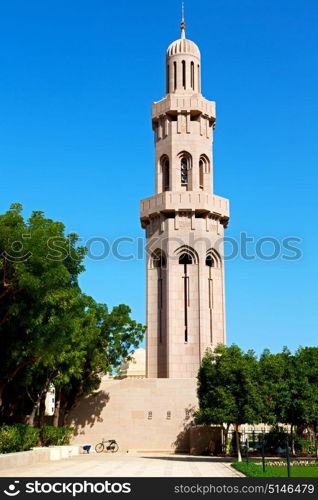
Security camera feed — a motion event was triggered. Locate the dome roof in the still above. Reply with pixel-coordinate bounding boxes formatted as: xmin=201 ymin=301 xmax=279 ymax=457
xmin=120 ymin=348 xmax=146 ymax=378
xmin=167 ymin=38 xmax=201 ymax=59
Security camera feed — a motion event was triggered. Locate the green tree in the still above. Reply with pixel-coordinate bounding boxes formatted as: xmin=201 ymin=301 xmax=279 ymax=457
xmin=295 ymin=347 xmax=318 ymax=457
xmin=59 ymin=303 xmax=145 ymax=426
xmin=23 ymin=292 xmax=99 ymax=428
xmin=0 ymin=203 xmax=85 ymax=415
xmin=259 ymin=348 xmax=310 ymax=455
xmin=196 ymin=345 xmax=264 ymax=461
xmin=258 ymin=349 xmax=285 ymax=425
xmin=0 ymin=203 xmax=145 ymax=429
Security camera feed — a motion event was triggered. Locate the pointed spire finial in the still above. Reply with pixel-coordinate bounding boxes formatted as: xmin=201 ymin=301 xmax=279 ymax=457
xmin=181 ymin=1 xmax=186 ymax=39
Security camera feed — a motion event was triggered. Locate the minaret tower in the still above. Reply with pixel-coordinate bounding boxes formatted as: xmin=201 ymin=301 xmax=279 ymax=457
xmin=140 ymin=10 xmax=230 ymax=378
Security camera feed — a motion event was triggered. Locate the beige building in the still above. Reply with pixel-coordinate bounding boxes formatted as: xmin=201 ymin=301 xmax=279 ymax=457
xmin=70 ymin=14 xmax=229 ymax=452
xmin=119 ymin=348 xmax=146 ymax=379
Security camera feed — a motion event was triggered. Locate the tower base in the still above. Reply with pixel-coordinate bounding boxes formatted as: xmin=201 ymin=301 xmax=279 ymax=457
xmin=68 ymin=378 xmax=198 ymax=452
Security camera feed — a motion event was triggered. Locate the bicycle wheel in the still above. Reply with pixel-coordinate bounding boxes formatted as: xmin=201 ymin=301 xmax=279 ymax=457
xmin=111 ymin=442 xmax=119 ymax=453
xmin=95 ymin=443 xmax=104 ymax=453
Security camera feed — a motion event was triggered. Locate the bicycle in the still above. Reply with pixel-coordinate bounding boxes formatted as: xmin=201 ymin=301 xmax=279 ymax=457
xmin=95 ymin=438 xmax=119 ymax=453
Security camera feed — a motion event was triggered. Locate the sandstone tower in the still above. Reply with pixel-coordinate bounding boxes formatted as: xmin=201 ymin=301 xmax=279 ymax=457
xmin=140 ymin=14 xmax=230 ymax=379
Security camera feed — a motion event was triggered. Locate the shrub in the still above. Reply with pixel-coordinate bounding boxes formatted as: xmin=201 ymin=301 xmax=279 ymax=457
xmin=0 ymin=424 xmax=39 ymax=454
xmin=0 ymin=425 xmax=21 ymax=454
xmin=294 ymin=436 xmax=316 ymax=455
xmin=18 ymin=425 xmax=40 ymax=451
xmin=255 ymin=427 xmax=316 ymax=456
xmin=0 ymin=425 xmax=74 ymax=454
xmin=41 ymin=426 xmax=74 ymax=447
xmin=259 ymin=425 xmax=288 ymax=453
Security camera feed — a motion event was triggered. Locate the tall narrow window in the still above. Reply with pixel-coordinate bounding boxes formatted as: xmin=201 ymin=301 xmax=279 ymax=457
xmin=181 ymin=157 xmax=188 ymax=185
xmin=161 ymin=157 xmax=170 ymax=191
xmin=198 ymin=64 xmax=201 ymax=92
xmin=208 ymin=277 xmax=213 ymax=344
xmin=154 ymin=252 xmax=166 ymax=344
xmin=166 ymin=65 xmax=170 ymax=94
xmin=179 ymin=253 xmax=192 ymax=342
xmin=174 ymin=62 xmax=177 ymax=91
xmin=179 ymin=152 xmax=192 ymax=189
xmin=199 ymin=155 xmax=210 ymax=189
xmin=158 ymin=270 xmax=163 ymax=344
xmin=199 ymin=160 xmax=204 ymax=190
xmin=206 ymin=253 xmax=216 ymax=344
xmin=208 ymin=278 xmax=214 ymax=309
xmin=182 ymin=60 xmax=186 ymax=89
xmin=191 ymin=62 xmax=194 ymax=90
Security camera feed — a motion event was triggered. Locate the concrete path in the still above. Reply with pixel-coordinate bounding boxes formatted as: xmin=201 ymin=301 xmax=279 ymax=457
xmin=0 ymin=453 xmax=243 ymax=478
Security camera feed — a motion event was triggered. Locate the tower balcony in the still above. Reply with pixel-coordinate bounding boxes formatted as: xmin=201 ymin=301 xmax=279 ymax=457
xmin=140 ymin=191 xmax=230 ymax=227
xmin=152 ymin=94 xmax=215 ymax=121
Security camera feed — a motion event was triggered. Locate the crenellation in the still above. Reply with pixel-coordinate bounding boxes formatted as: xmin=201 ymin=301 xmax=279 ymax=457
xmin=152 ymin=95 xmax=216 ymax=121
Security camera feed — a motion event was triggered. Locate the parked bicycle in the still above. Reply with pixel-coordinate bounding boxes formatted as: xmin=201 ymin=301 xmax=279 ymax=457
xmin=95 ymin=439 xmax=119 ymax=453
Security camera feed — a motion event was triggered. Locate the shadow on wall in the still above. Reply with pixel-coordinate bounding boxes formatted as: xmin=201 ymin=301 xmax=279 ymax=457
xmin=68 ymin=391 xmax=110 ymax=436
xmin=173 ymin=404 xmax=196 ymax=452
xmin=189 ymin=425 xmax=223 ymax=456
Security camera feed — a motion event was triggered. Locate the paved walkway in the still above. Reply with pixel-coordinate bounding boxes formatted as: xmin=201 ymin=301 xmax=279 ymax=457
xmin=0 ymin=453 xmax=243 ymax=477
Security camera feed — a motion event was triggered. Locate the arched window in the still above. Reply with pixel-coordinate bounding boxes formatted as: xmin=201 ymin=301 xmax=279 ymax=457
xmin=191 ymin=62 xmax=194 ymax=90
xmin=179 ymin=252 xmax=191 ymax=342
xmin=152 ymin=250 xmax=166 ymax=344
xmin=178 ymin=152 xmax=192 ymax=188
xmin=175 ymin=246 xmax=198 ymax=343
xmin=199 ymin=155 xmax=210 ymax=173
xmin=179 ymin=253 xmax=193 ymax=266
xmin=206 ymin=248 xmax=221 ymax=269
xmin=205 ymin=255 xmax=215 ymax=267
xmin=199 ymin=155 xmax=210 ymax=190
xmin=161 ymin=156 xmax=170 ymax=191
xmin=166 ymin=65 xmax=170 ymax=94
xmin=153 ymin=252 xmax=166 ymax=269
xmin=174 ymin=62 xmax=177 ymax=91
xmin=175 ymin=245 xmax=199 ymax=265
xmin=182 ymin=60 xmax=186 ymax=89
xmin=181 ymin=157 xmax=188 ymax=185
xmin=205 ymin=248 xmax=221 ymax=344
xmin=199 ymin=160 xmax=204 ymax=190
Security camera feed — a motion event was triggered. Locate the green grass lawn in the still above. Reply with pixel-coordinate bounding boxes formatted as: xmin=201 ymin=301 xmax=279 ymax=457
xmin=232 ymin=461 xmax=318 ymax=478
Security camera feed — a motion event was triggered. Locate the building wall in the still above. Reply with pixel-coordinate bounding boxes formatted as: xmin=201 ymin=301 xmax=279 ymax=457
xmin=68 ymin=378 xmax=198 ymax=452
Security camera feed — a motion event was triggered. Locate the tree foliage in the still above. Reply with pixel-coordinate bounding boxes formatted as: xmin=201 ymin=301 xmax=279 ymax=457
xmin=196 ymin=345 xmax=264 ymax=461
xmin=0 ymin=204 xmax=145 ymax=430
xmin=196 ymin=345 xmax=318 ymax=458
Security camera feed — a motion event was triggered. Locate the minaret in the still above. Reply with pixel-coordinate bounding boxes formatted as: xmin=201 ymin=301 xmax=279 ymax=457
xmin=140 ymin=12 xmax=230 ymax=379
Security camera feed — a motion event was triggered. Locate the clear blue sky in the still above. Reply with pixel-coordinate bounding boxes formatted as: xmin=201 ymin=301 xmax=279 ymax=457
xmin=1 ymin=0 xmax=317 ymax=354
